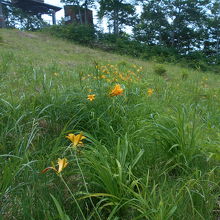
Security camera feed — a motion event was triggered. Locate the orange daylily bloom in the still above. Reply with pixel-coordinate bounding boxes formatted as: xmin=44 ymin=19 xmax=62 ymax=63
xmin=147 ymin=88 xmax=153 ymax=96
xmin=110 ymin=84 xmax=124 ymax=96
xmin=42 ymin=158 xmax=68 ymax=174
xmin=66 ymin=133 xmax=86 ymax=147
xmin=57 ymin=158 xmax=68 ymax=173
xmin=87 ymin=94 xmax=96 ymax=101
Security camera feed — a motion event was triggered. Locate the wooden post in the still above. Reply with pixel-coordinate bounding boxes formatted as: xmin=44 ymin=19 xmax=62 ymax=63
xmin=52 ymin=10 xmax=56 ymax=25
xmin=0 ymin=1 xmax=6 ymax=28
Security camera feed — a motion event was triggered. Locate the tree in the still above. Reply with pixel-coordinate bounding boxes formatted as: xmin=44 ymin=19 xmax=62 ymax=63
xmin=133 ymin=0 xmax=170 ymax=46
xmin=61 ymin=0 xmax=96 ymax=8
xmin=2 ymin=3 xmax=47 ymax=30
xmin=205 ymin=0 xmax=220 ymax=57
xmin=166 ymin=0 xmax=210 ymax=53
xmin=134 ymin=0 xmax=211 ymax=54
xmin=98 ymin=0 xmax=136 ymax=35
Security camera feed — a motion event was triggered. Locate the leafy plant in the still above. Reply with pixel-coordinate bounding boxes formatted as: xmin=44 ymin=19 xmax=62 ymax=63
xmin=151 ymin=106 xmax=205 ymax=170
xmin=51 ymin=195 xmax=71 ymax=220
xmin=154 ymin=64 xmax=167 ymax=76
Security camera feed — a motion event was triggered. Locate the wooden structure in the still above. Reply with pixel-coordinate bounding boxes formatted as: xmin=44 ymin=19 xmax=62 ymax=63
xmin=0 ymin=0 xmax=6 ymax=27
xmin=64 ymin=5 xmax=93 ymax=25
xmin=0 ymin=0 xmax=62 ymax=27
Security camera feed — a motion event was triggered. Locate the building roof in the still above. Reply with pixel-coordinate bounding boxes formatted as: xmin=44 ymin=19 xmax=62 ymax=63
xmin=11 ymin=0 xmax=62 ymax=14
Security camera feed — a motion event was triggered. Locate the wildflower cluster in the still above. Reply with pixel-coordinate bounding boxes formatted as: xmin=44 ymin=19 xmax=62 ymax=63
xmin=80 ymin=63 xmax=146 ymax=102
xmin=86 ymin=84 xmax=124 ymax=101
xmin=42 ymin=132 xmax=86 ymax=174
xmin=42 ymin=132 xmax=90 ymax=219
xmin=81 ymin=63 xmax=143 ymax=84
xmin=95 ymin=63 xmax=143 ymax=83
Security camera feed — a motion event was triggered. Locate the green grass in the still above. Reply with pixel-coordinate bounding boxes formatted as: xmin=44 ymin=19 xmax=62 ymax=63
xmin=0 ymin=29 xmax=220 ymax=220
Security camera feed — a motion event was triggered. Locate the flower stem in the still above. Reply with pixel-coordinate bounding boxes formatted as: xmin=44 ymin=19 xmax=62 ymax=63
xmin=74 ymin=150 xmax=102 ymax=220
xmin=60 ymin=174 xmax=86 ymax=220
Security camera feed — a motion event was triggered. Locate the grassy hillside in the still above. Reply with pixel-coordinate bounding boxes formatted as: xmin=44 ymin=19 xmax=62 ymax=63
xmin=0 ymin=29 xmax=219 ymax=220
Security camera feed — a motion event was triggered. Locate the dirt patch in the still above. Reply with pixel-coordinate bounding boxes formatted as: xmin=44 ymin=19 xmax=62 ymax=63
xmin=17 ymin=30 xmax=39 ymax=39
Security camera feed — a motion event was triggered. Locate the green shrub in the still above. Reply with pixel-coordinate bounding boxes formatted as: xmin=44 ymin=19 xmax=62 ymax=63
xmin=181 ymin=72 xmax=189 ymax=80
xmin=154 ymin=64 xmax=167 ymax=76
xmin=43 ymin=23 xmax=96 ymax=45
xmin=151 ymin=106 xmax=207 ymax=171
xmin=42 ymin=25 xmax=219 ymax=70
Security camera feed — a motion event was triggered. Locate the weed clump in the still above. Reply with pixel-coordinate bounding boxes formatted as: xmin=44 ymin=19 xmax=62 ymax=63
xmin=181 ymin=72 xmax=189 ymax=80
xmin=154 ymin=64 xmax=167 ymax=76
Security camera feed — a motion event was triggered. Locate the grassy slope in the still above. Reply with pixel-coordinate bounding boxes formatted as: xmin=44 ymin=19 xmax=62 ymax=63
xmin=0 ymin=29 xmax=220 ymax=220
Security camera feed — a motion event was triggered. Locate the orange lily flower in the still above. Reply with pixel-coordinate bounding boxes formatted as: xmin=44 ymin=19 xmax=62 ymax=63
xmin=87 ymin=94 xmax=96 ymax=101
xmin=66 ymin=133 xmax=86 ymax=147
xmin=110 ymin=84 xmax=123 ymax=96
xmin=147 ymin=88 xmax=153 ymax=96
xmin=42 ymin=158 xmax=68 ymax=174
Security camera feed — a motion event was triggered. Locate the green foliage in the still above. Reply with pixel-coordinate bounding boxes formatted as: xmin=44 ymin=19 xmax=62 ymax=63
xmin=134 ymin=0 xmax=212 ymax=54
xmin=134 ymin=0 xmax=169 ymax=45
xmin=152 ymin=106 xmax=205 ymax=167
xmin=133 ymin=0 xmax=220 ymax=65
xmin=51 ymin=195 xmax=71 ymax=220
xmin=4 ymin=6 xmax=47 ymax=30
xmin=44 ymin=25 xmax=217 ymax=70
xmin=0 ymin=51 xmax=14 ymax=78
xmin=98 ymin=0 xmax=136 ymax=35
xmin=60 ymin=0 xmax=96 ymax=8
xmin=153 ymin=64 xmax=167 ymax=76
xmin=95 ymin=32 xmax=180 ymax=62
xmin=181 ymin=71 xmax=189 ymax=80
xmin=44 ymin=24 xmax=96 ymax=45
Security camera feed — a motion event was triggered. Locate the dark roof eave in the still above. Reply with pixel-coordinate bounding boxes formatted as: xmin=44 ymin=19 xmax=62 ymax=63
xmin=32 ymin=0 xmax=62 ymax=12
xmin=13 ymin=0 xmax=62 ymax=13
